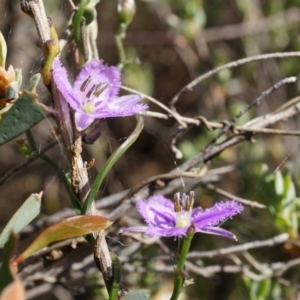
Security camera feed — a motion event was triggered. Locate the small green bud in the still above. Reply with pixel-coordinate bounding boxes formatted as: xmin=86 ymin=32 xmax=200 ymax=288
xmin=14 ymin=69 xmax=23 ymax=89
xmin=0 ymin=31 xmax=7 ymax=68
xmin=25 ymin=73 xmax=41 ymax=92
xmin=83 ymin=7 xmax=97 ymax=25
xmin=118 ymin=0 xmax=136 ymax=25
xmin=0 ymin=65 xmax=15 ymax=98
xmin=5 ymin=81 xmax=19 ymax=100
xmin=16 ymin=138 xmax=32 ymax=156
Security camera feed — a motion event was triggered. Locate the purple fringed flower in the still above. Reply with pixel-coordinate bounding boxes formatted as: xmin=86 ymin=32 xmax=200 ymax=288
xmin=120 ymin=192 xmax=244 ymax=240
xmin=52 ymin=59 xmax=148 ymax=131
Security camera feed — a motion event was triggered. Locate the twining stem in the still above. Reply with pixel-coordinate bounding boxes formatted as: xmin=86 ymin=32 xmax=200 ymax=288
xmin=170 ymin=235 xmax=193 ymax=300
xmin=25 ymin=129 xmax=36 ymax=150
xmin=115 ymin=24 xmax=128 ymax=70
xmin=25 ymin=130 xmax=81 ymax=212
xmin=82 ymin=116 xmax=144 ymax=215
xmin=73 ymin=0 xmax=89 ymax=59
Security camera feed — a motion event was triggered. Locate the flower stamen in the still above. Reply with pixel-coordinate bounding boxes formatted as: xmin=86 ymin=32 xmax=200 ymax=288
xmin=94 ymin=82 xmax=109 ymax=97
xmin=80 ymin=76 xmax=92 ymax=92
xmin=86 ymin=84 xmax=96 ymax=99
xmin=174 ymin=192 xmax=194 ymax=228
xmin=174 ymin=192 xmax=181 ymax=213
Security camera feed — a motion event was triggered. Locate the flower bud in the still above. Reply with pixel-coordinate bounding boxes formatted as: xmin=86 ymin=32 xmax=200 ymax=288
xmin=16 ymin=138 xmax=32 ymax=156
xmin=117 ymin=0 xmax=136 ymax=25
xmin=0 ymin=65 xmax=16 ymax=98
xmin=83 ymin=7 xmax=96 ymax=25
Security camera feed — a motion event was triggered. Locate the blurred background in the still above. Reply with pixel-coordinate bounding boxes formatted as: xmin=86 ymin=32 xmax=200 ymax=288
xmin=1 ymin=0 xmax=300 ymax=299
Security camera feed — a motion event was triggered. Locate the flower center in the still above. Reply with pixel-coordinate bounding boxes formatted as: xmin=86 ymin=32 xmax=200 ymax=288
xmin=83 ymin=102 xmax=95 ymax=114
xmin=174 ymin=192 xmax=194 ymax=228
xmin=80 ymin=76 xmax=109 ymax=114
xmin=175 ymin=211 xmax=191 ymax=228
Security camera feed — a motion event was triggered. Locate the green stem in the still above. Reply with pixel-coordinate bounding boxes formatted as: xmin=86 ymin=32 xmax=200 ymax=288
xmin=25 ymin=131 xmax=81 ymax=213
xmin=73 ymin=0 xmax=89 ymax=57
xmin=81 ymin=116 xmax=144 ymax=215
xmin=170 ymin=235 xmax=193 ymax=300
xmin=39 ymin=152 xmax=81 ymax=213
xmin=25 ymin=130 xmax=36 ymax=150
xmin=178 ymin=237 xmax=183 ymax=253
xmin=0 ymin=234 xmax=15 ymax=293
xmin=115 ymin=23 xmax=128 ymax=70
xmin=108 ymin=252 xmax=121 ymax=300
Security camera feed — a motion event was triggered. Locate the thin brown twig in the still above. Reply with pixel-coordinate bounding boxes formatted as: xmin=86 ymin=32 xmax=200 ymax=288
xmin=21 ymin=165 xmax=237 ymax=237
xmin=122 ymin=233 xmax=289 ymax=262
xmin=121 ymin=257 xmax=300 ymax=279
xmin=66 ymin=0 xmax=76 ymax=11
xmin=141 ymin=95 xmax=300 ymax=137
xmin=277 ymin=278 xmax=300 ymax=291
xmin=174 ymin=77 xmax=298 ymax=174
xmin=121 ymin=85 xmax=187 ymax=128
xmin=125 ymin=168 xmax=208 ymax=199
xmin=0 ymin=139 xmax=58 ymax=186
xmin=108 ymin=165 xmax=240 ymax=221
xmin=204 ymin=183 xmax=265 ymax=208
xmin=243 ymin=252 xmax=272 ymax=274
xmin=170 ymin=52 xmax=300 ymax=108
xmin=109 ymin=84 xmax=300 ymax=220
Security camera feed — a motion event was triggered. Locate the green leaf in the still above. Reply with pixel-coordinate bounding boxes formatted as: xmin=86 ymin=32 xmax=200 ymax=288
xmin=281 ymin=173 xmax=296 ymax=218
xmin=0 ymin=31 xmax=7 ymax=68
xmin=13 ymin=215 xmax=112 ymax=264
xmin=274 ymin=171 xmax=284 ymax=196
xmin=259 ymin=166 xmax=283 ymax=211
xmin=123 ymin=290 xmax=151 ymax=300
xmin=274 ymin=215 xmax=289 ymax=229
xmin=0 ymin=234 xmax=17 ymax=293
xmin=291 ymin=214 xmax=298 ymax=238
xmin=257 ymin=279 xmax=271 ymax=300
xmin=82 ymin=116 xmax=144 ymax=214
xmin=0 ymin=92 xmax=46 ymax=146
xmin=0 ymin=192 xmax=42 ymax=247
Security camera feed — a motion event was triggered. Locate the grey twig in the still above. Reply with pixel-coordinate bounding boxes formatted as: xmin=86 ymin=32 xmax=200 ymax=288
xmin=121 ymin=257 xmax=300 ymax=279
xmin=174 ymin=77 xmax=298 ymax=175
xmin=121 ymin=85 xmax=188 ymax=128
xmin=170 ymin=52 xmax=300 ymax=108
xmin=204 ymin=183 xmax=265 ymax=208
xmin=201 ymin=77 xmax=297 ymax=153
xmin=109 ymin=78 xmax=298 ymax=220
xmin=20 ymin=0 xmax=50 ymax=43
